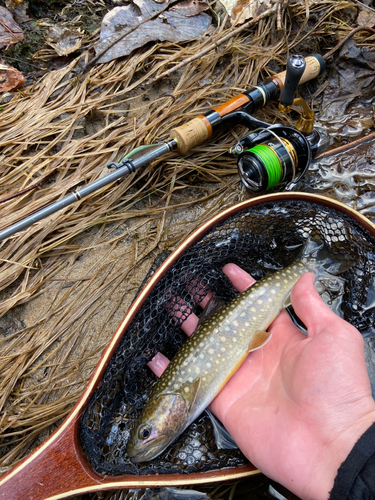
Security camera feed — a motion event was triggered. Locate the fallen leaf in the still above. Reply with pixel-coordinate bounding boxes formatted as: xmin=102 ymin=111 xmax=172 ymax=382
xmin=218 ymin=0 xmax=280 ymax=26
xmin=0 ymin=61 xmax=25 ymax=92
xmin=0 ymin=5 xmax=23 ymax=49
xmin=357 ymin=9 xmax=375 ymax=28
xmin=5 ymin=0 xmax=29 ymax=23
xmin=45 ymin=26 xmax=84 ymax=57
xmin=169 ymin=0 xmax=209 ymax=17
xmin=95 ymin=0 xmax=211 ymax=64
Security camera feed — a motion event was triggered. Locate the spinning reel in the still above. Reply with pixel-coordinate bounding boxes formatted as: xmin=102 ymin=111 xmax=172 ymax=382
xmin=228 ymin=55 xmax=330 ymax=193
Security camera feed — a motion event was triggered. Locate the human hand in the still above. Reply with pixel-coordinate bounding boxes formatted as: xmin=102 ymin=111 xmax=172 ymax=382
xmin=148 ymin=266 xmax=375 ymax=500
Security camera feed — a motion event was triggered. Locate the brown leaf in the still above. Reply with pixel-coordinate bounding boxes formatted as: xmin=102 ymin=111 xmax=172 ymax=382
xmin=0 ymin=6 xmax=23 ymax=49
xmin=357 ymin=9 xmax=375 ymax=28
xmin=0 ymin=62 xmax=25 ymax=92
xmin=170 ymin=0 xmax=209 ymax=17
xmin=218 ymin=0 xmax=279 ymax=26
xmin=45 ymin=26 xmax=84 ymax=57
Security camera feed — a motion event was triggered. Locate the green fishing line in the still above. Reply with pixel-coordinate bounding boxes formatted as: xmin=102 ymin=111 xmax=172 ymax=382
xmin=247 ymin=145 xmax=282 ymax=190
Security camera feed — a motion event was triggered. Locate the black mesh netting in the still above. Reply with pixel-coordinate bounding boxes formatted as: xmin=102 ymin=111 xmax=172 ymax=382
xmin=79 ymin=200 xmax=375 ymax=476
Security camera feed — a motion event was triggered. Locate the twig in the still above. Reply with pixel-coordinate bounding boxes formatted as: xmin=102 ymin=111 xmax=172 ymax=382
xmin=0 ymin=172 xmax=55 ymax=204
xmin=145 ymin=4 xmax=280 ymax=85
xmin=323 ymin=26 xmax=375 ymax=60
xmin=316 ymin=131 xmax=375 ymax=159
xmin=0 ymin=20 xmax=22 ymax=43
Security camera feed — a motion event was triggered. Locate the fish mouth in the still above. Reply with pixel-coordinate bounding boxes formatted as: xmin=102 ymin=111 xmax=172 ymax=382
xmin=128 ymin=436 xmax=170 ymax=463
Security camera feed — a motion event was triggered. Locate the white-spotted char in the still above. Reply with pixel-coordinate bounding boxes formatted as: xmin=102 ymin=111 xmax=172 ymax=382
xmin=127 ymin=260 xmax=307 ymax=463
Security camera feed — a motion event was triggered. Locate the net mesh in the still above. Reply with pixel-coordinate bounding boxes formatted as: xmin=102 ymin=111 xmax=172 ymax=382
xmin=79 ymin=199 xmax=375 ymax=475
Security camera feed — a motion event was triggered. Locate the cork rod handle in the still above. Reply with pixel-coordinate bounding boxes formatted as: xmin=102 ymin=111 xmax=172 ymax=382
xmin=275 ymin=55 xmax=324 ymax=87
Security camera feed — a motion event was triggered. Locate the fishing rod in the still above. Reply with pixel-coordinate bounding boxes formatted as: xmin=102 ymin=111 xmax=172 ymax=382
xmin=0 ymin=53 xmax=328 ymax=242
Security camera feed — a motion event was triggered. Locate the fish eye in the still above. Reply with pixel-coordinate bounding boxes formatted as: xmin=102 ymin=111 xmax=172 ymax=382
xmin=139 ymin=426 xmax=151 ymax=440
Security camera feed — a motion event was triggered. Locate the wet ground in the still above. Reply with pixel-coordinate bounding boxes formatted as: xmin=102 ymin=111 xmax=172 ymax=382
xmin=1 ymin=2 xmax=375 ymax=500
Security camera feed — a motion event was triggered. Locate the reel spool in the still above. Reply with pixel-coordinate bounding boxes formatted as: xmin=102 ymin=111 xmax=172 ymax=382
xmin=233 ymin=126 xmax=312 ymax=193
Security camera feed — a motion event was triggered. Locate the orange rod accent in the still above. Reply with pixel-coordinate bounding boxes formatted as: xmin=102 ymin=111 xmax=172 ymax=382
xmin=213 ymin=94 xmax=250 ymax=117
xmin=197 ymin=115 xmax=213 ymax=137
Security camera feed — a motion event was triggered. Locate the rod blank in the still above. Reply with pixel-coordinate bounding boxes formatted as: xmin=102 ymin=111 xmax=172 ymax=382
xmin=0 ymin=142 xmax=176 ymax=242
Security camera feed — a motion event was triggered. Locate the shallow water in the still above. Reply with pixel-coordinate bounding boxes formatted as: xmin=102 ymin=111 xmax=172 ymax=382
xmin=296 ymin=140 xmax=375 ymax=224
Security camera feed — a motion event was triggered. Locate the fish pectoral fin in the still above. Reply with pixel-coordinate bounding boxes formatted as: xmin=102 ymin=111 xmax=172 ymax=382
xmin=248 ymin=330 xmax=272 ymax=352
xmin=183 ymin=377 xmax=201 ymax=411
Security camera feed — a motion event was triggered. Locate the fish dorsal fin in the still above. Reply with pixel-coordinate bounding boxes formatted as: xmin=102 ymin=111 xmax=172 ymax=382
xmin=191 ymin=295 xmax=225 ymax=337
xmin=248 ymin=330 xmax=272 ymax=352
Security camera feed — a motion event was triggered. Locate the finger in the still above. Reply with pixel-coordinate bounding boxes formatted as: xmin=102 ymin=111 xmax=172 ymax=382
xmin=166 ymin=296 xmax=198 ymax=336
xmin=222 ymin=263 xmax=256 ymax=292
xmin=268 ymin=309 xmax=306 ymax=344
xmin=170 ymin=265 xmax=256 ymax=334
xmin=186 ymin=277 xmax=212 ymax=309
xmin=147 ymin=265 xmax=256 ymax=376
xmin=149 ymin=352 xmax=170 ymax=377
xmin=290 ymin=272 xmax=342 ymax=337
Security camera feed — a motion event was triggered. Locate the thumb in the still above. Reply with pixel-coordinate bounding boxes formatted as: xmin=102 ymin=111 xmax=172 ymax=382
xmin=290 ymin=272 xmax=340 ymax=338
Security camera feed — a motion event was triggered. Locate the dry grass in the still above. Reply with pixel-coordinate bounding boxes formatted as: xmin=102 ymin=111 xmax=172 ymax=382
xmin=0 ymin=0 xmax=373 ymax=497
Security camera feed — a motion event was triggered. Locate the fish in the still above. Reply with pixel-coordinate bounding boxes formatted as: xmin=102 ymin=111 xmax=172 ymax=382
xmin=127 ymin=259 xmax=308 ymax=463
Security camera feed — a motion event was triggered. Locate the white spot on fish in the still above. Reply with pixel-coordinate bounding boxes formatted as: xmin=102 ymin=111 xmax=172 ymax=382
xmin=233 ymin=320 xmax=239 ymax=327
xmin=253 ymin=316 xmax=257 ymax=321
xmin=208 ymin=348 xmax=214 ymax=354
xmin=240 ymin=312 xmax=246 ymax=317
xmin=250 ymin=307 xmax=256 ymax=312
xmin=195 ymin=367 xmax=200 ymax=374
xmin=207 ymin=362 xmax=212 ymax=368
xmin=184 ymin=387 xmax=190 ymax=393
xmin=257 ymin=299 xmax=263 ymax=305
xmin=271 ymin=289 xmax=276 ymax=294
xmin=221 ymin=336 xmax=226 ymax=342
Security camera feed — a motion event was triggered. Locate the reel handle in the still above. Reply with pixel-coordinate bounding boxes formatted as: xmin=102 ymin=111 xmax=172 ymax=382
xmin=279 ymin=55 xmax=306 ymax=107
